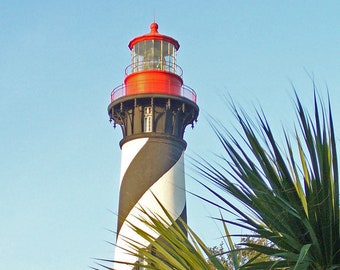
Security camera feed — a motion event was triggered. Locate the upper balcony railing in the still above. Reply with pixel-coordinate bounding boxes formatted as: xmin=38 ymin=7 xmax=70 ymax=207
xmin=125 ymin=61 xmax=183 ymax=77
xmin=110 ymin=83 xmax=197 ymax=104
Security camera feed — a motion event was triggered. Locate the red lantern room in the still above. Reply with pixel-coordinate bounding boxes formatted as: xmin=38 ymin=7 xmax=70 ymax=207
xmin=110 ymin=22 xmax=197 ymax=103
xmin=108 ymin=22 xmax=198 ymax=145
xmin=124 ymin=22 xmax=183 ymax=98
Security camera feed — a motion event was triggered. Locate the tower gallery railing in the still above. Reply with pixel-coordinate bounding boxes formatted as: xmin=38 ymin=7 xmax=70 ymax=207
xmin=110 ymin=82 xmax=197 ymax=103
xmin=125 ymin=61 xmax=183 ymax=77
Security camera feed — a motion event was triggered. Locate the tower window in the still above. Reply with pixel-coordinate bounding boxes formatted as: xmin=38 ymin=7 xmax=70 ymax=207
xmin=144 ymin=107 xmax=153 ymax=132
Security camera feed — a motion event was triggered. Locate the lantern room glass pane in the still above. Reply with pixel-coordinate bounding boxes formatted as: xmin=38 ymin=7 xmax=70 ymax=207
xmin=131 ymin=40 xmax=177 ymax=73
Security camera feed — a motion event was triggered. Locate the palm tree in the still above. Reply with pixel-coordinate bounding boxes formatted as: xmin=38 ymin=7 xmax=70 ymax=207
xmin=99 ymin=92 xmax=340 ymax=269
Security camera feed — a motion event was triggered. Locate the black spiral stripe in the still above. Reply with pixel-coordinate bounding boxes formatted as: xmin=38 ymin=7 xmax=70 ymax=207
xmin=117 ymin=135 xmax=186 ymax=237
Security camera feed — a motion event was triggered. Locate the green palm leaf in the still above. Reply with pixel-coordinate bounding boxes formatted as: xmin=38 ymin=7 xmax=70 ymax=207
xmin=198 ymin=92 xmax=340 ymax=269
xmin=103 ymin=195 xmax=226 ymax=270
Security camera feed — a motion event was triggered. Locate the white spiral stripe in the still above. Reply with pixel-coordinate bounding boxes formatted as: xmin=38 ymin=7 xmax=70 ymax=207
xmin=119 ymin=137 xmax=149 ymax=184
xmin=114 ymin=153 xmax=186 ymax=269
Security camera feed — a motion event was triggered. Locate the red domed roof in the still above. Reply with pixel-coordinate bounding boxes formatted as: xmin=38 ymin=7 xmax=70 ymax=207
xmin=128 ymin=22 xmax=180 ymax=50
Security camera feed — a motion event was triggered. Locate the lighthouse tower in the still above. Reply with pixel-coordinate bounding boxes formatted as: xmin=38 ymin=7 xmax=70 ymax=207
xmin=108 ymin=22 xmax=199 ymax=268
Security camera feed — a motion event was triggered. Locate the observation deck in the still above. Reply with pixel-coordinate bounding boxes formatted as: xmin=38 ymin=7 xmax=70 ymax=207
xmin=110 ymin=81 xmax=197 ymax=103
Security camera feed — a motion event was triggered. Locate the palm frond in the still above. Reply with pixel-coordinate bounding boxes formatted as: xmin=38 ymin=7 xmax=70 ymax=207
xmin=111 ymin=196 xmax=226 ymax=270
xmin=199 ymin=93 xmax=339 ymax=269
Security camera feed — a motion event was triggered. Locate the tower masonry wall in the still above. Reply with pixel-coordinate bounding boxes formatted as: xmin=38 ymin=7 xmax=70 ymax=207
xmin=114 ymin=136 xmax=186 ymax=269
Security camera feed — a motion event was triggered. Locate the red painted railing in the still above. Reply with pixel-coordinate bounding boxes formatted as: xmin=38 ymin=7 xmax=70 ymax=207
xmin=110 ymin=83 xmax=197 ymax=103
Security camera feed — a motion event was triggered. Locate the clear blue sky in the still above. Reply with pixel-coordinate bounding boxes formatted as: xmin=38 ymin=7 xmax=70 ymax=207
xmin=1 ymin=1 xmax=340 ymax=269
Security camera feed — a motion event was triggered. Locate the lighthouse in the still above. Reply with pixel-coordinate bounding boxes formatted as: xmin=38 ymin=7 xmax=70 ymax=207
xmin=108 ymin=22 xmax=199 ymax=268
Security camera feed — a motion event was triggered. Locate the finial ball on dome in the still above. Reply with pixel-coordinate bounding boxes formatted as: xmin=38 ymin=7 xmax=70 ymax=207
xmin=150 ymin=22 xmax=159 ymax=33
